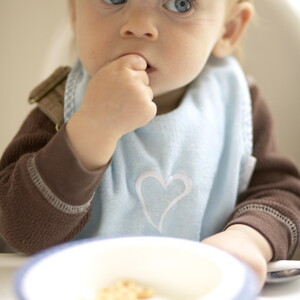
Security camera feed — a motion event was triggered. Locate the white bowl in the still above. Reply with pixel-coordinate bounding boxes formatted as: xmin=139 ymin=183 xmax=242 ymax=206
xmin=15 ymin=237 xmax=258 ymax=300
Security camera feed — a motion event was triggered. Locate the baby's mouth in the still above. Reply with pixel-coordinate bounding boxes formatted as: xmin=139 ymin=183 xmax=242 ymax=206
xmin=146 ymin=63 xmax=155 ymax=73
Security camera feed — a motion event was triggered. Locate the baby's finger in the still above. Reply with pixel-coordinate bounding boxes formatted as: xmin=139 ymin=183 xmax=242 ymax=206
xmin=145 ymin=85 xmax=154 ymax=102
xmin=143 ymin=86 xmax=157 ymax=119
xmin=138 ymin=70 xmax=150 ymax=86
xmin=118 ymin=54 xmax=147 ymax=71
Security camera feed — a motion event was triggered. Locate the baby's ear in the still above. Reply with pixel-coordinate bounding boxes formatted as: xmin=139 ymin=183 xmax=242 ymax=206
xmin=213 ymin=2 xmax=253 ymax=58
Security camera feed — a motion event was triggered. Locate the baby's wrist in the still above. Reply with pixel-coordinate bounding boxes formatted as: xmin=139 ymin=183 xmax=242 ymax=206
xmin=66 ymin=111 xmax=119 ymax=171
xmin=225 ymin=224 xmax=273 ymax=262
xmin=75 ymin=108 xmax=122 ymax=141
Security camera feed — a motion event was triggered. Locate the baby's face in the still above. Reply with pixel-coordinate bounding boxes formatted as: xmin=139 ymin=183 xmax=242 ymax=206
xmin=71 ymin=0 xmax=231 ymax=99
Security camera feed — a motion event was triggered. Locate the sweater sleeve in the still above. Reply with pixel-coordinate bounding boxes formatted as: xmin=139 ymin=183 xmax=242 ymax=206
xmin=0 ymin=108 xmax=108 ymax=254
xmin=224 ymin=80 xmax=300 ymax=261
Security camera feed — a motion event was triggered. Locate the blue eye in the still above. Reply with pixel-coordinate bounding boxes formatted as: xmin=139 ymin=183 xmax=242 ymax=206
xmin=164 ymin=0 xmax=192 ymax=13
xmin=103 ymin=0 xmax=126 ymax=4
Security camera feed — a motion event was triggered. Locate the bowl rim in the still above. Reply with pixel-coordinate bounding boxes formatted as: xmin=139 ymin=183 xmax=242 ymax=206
xmin=14 ymin=236 xmax=258 ymax=300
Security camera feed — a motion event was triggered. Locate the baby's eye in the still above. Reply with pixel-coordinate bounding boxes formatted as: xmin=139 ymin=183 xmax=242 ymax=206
xmin=103 ymin=0 xmax=126 ymax=5
xmin=164 ymin=0 xmax=193 ymax=13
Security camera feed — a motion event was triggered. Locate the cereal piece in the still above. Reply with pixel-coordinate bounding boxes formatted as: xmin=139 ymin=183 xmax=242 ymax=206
xmin=138 ymin=287 xmax=154 ymax=299
xmin=94 ymin=279 xmax=155 ymax=300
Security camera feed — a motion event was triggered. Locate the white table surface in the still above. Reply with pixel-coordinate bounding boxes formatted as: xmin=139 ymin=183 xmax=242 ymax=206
xmin=0 ymin=255 xmax=28 ymax=300
xmin=1 ymin=254 xmax=300 ymax=300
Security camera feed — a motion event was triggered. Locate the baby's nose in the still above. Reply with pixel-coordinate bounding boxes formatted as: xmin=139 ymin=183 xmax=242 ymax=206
xmin=120 ymin=9 xmax=158 ymax=41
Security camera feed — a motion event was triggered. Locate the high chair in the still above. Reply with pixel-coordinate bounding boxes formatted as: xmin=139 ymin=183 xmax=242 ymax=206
xmin=243 ymin=0 xmax=300 ymax=166
xmin=243 ymin=0 xmax=300 ymax=260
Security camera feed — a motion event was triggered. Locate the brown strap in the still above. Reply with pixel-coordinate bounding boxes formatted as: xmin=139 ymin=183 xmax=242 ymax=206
xmin=28 ymin=67 xmax=71 ymax=129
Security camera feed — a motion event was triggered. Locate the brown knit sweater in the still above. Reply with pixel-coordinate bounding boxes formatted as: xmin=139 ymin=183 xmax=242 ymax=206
xmin=1 ymin=67 xmax=300 ymax=258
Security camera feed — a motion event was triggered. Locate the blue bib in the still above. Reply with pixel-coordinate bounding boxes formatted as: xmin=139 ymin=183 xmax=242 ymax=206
xmin=65 ymin=56 xmax=256 ymax=241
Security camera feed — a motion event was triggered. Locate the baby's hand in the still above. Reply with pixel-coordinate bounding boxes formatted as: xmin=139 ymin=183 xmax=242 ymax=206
xmin=202 ymin=224 xmax=273 ymax=290
xmin=81 ymin=54 xmax=156 ymax=138
xmin=67 ymin=55 xmax=157 ymax=170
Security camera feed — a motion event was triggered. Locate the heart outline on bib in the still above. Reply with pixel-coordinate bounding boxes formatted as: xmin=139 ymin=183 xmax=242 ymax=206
xmin=136 ymin=170 xmax=193 ymax=233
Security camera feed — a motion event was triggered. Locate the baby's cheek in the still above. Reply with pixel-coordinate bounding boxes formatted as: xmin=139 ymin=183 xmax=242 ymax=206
xmin=174 ymin=59 xmax=207 ymax=86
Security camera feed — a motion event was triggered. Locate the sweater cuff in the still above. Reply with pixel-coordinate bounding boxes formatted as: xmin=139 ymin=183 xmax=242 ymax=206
xmin=224 ymin=204 xmax=298 ymax=261
xmin=33 ymin=125 xmax=109 ymax=207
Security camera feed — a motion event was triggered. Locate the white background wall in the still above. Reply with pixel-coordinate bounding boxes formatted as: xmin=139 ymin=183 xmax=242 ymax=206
xmin=243 ymin=0 xmax=300 ymax=166
xmin=0 ymin=1 xmax=68 ymax=156
xmin=1 ymin=0 xmax=300 ymax=167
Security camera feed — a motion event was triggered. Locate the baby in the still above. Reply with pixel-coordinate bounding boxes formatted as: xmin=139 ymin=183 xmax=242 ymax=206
xmin=1 ymin=0 xmax=300 ymax=290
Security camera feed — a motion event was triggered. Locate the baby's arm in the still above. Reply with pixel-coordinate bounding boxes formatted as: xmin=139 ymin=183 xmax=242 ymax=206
xmin=203 ymin=81 xmax=300 ymax=288
xmin=0 ymin=107 xmax=108 ymax=253
xmin=66 ymin=54 xmax=156 ymax=171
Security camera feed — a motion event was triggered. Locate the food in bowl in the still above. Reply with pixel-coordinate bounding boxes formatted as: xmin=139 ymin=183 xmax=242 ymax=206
xmin=86 ymin=279 xmax=154 ymax=300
